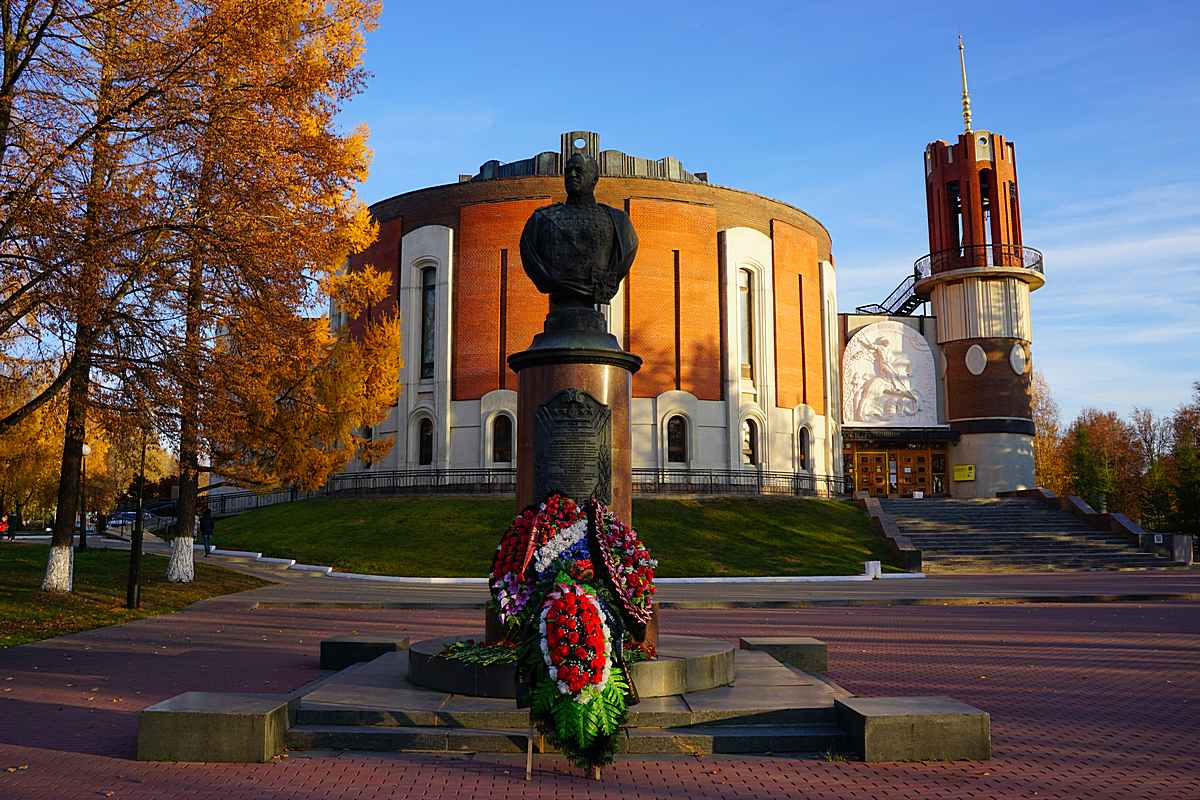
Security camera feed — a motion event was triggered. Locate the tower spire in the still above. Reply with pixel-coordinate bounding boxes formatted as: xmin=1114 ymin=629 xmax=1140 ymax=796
xmin=958 ymin=34 xmax=973 ymax=133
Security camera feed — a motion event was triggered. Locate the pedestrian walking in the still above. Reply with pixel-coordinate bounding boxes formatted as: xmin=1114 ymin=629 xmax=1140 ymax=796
xmin=199 ymin=507 xmax=215 ymax=556
xmin=0 ymin=514 xmax=9 ymax=541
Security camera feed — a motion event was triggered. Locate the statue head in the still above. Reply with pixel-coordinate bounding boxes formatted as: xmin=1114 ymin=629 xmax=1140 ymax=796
xmin=564 ymin=152 xmax=599 ymax=203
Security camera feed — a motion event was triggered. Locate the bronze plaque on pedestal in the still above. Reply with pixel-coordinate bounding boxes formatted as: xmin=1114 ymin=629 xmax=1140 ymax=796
xmin=534 ymin=388 xmax=611 ymax=504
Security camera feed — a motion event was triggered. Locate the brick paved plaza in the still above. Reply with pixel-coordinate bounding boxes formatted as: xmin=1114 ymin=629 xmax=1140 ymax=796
xmin=1 ymin=576 xmax=1198 ymax=800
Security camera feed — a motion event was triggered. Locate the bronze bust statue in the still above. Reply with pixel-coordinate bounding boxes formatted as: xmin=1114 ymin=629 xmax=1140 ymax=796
xmin=519 ymin=153 xmax=638 ymax=310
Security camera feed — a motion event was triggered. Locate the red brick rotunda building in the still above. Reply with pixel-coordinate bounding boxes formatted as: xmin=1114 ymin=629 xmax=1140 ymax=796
xmin=338 ymin=113 xmax=1043 ymax=499
xmin=339 ymin=130 xmax=843 ymax=485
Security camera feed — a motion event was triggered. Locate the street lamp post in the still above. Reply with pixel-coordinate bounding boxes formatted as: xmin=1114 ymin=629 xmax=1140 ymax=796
xmin=77 ymin=443 xmax=92 ymax=550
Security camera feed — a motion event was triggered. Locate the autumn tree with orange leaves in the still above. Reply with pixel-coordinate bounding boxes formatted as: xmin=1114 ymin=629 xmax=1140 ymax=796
xmin=0 ymin=1 xmax=392 ymax=591
xmin=149 ymin=0 xmax=388 ymax=582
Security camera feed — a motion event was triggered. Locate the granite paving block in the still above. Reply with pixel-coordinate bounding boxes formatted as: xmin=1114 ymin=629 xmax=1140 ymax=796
xmin=836 ymin=695 xmax=991 ymax=762
xmin=137 ymin=692 xmax=289 ymax=763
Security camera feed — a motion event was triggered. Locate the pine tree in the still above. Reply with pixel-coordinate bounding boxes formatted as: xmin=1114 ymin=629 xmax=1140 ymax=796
xmin=1069 ymin=428 xmax=1115 ymax=512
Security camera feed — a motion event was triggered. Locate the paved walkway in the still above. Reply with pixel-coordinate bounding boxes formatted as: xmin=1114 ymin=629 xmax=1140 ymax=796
xmin=65 ymin=533 xmax=1200 ymax=607
xmin=1 ymin=567 xmax=1198 ymax=798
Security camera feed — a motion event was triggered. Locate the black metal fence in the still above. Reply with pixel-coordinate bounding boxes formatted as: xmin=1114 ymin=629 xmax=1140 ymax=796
xmin=206 ymin=467 xmax=846 ymax=516
xmin=633 ymin=468 xmax=846 ymax=497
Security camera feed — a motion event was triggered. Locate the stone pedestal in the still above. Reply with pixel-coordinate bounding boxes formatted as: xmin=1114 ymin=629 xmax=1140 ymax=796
xmin=503 ymin=312 xmax=646 ymax=648
xmin=137 ymin=692 xmax=289 ymax=763
xmin=509 ymin=349 xmax=640 ymax=522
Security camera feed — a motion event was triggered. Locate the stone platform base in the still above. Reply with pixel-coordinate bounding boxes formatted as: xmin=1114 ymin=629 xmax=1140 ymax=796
xmin=137 ymin=692 xmax=288 ymax=763
xmin=407 ymin=633 xmax=735 ymax=699
xmin=290 ymin=647 xmax=848 ymax=755
xmin=137 ymin=633 xmax=992 ymax=763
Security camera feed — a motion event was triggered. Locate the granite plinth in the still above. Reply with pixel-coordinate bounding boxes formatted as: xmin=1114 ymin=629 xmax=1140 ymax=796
xmin=320 ymin=635 xmax=410 ymax=671
xmin=512 ymin=354 xmax=636 ymax=522
xmin=407 ymin=635 xmax=517 ymax=698
xmin=137 ymin=692 xmax=288 ymax=763
xmin=835 ymin=695 xmax=992 ymax=762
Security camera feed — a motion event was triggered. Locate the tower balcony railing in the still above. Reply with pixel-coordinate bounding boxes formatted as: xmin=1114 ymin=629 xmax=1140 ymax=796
xmin=914 ymin=244 xmax=1044 ymax=278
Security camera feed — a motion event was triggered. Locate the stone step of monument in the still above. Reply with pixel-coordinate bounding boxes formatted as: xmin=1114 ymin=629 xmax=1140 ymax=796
xmin=285 ymin=722 xmax=848 ymax=756
xmin=294 ymin=699 xmax=837 ymax=730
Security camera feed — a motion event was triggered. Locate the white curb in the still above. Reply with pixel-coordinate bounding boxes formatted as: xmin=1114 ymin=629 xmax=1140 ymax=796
xmin=327 ymin=572 xmax=489 ymax=585
xmin=208 ymin=548 xmax=262 ymax=559
xmin=656 ymin=575 xmax=875 ymax=584
xmin=289 ymin=564 xmax=334 ymax=575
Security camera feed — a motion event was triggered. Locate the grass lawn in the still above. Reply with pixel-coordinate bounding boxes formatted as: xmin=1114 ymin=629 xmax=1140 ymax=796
xmin=0 ymin=544 xmax=268 ymax=648
xmin=215 ymin=495 xmax=898 ymax=577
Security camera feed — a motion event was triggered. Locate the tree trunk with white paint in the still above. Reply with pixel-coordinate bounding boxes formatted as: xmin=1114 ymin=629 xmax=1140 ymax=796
xmin=166 ymin=536 xmax=195 ymax=583
xmin=41 ymin=544 xmax=74 ymax=592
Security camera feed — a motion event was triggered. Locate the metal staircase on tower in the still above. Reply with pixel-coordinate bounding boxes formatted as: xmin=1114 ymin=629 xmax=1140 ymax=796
xmin=855 ymin=268 xmax=925 ymax=316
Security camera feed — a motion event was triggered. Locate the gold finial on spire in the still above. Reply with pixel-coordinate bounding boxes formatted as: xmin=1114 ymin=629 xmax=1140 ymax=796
xmin=958 ymin=34 xmax=973 ymax=133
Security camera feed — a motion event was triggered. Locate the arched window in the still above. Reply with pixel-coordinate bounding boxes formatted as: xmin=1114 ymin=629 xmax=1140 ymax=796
xmin=798 ymin=427 xmax=810 ymax=472
xmin=420 ymin=268 xmax=436 ymax=380
xmin=492 ymin=415 xmax=513 ymax=464
xmin=737 ymin=269 xmax=755 ymax=383
xmin=741 ymin=418 xmax=759 ymax=466
xmin=979 ymin=168 xmax=995 ymax=252
xmin=666 ymin=415 xmax=688 ymax=463
xmin=418 ymin=418 xmax=434 ymax=465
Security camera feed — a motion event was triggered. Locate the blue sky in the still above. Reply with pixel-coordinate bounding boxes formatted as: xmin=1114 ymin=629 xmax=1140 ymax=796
xmin=340 ymin=0 xmax=1199 ymax=423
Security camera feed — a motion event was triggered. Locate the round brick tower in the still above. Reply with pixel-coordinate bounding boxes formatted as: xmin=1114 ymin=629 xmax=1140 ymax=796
xmin=914 ymin=38 xmax=1045 ymax=497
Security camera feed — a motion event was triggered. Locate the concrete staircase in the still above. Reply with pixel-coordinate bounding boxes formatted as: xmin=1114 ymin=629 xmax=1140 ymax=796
xmin=880 ymin=497 xmax=1175 ymax=573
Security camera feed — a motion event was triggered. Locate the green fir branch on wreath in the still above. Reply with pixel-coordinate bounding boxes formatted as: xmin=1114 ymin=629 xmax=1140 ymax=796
xmin=530 ymin=666 xmax=630 ymax=770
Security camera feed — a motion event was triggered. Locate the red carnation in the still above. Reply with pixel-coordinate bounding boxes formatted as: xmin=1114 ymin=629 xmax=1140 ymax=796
xmin=575 ymin=647 xmax=588 ymax=659
xmin=568 ymin=631 xmax=579 ymax=644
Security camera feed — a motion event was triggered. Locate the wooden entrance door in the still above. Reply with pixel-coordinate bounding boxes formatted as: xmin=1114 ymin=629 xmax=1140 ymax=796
xmin=896 ymin=450 xmax=930 ymax=497
xmin=855 ymin=451 xmax=888 ymax=497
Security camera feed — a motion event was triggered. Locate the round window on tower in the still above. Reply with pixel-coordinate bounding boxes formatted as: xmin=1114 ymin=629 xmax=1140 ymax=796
xmin=965 ymin=344 xmax=987 ymax=376
xmin=1009 ymin=343 xmax=1028 ymax=376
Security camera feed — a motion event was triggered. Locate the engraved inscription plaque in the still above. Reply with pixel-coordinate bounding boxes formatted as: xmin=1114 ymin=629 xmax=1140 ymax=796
xmin=534 ymin=388 xmax=612 ymax=504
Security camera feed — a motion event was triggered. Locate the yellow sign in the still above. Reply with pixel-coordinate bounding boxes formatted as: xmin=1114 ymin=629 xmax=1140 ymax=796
xmin=953 ymin=464 xmax=976 ymax=482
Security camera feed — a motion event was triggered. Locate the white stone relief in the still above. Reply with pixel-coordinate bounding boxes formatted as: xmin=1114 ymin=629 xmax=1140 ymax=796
xmin=842 ymin=321 xmax=937 ymax=427
xmin=965 ymin=344 xmax=987 ymax=376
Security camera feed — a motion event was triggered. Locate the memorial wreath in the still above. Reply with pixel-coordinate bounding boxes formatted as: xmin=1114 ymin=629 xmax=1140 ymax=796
xmin=488 ymin=493 xmax=657 ymax=770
